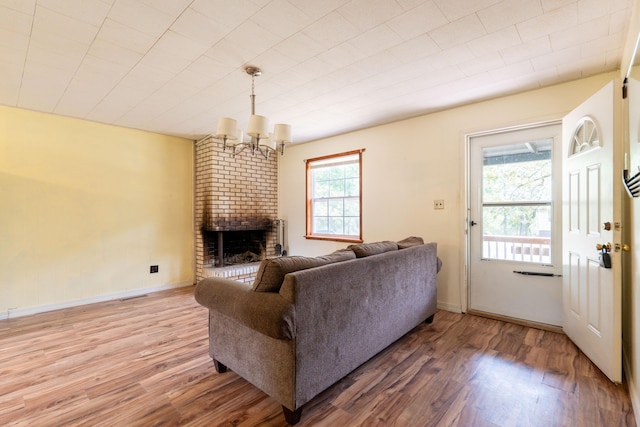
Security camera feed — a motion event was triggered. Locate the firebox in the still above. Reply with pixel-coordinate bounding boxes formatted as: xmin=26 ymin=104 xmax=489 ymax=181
xmin=202 ymin=217 xmax=273 ymax=268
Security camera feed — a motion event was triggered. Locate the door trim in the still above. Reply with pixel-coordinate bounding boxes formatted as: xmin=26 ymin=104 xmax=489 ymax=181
xmin=463 ymin=119 xmax=563 ymax=315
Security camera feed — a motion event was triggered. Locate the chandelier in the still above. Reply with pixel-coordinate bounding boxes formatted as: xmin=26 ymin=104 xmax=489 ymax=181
xmin=214 ymin=66 xmax=292 ymax=159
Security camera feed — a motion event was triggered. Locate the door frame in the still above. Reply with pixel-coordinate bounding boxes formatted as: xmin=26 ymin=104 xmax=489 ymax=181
xmin=462 ymin=119 xmax=563 ymax=329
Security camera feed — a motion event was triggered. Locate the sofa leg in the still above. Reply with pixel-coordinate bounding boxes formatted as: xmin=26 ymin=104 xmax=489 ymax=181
xmin=282 ymin=406 xmax=302 ymax=425
xmin=425 ymin=314 xmax=435 ymax=324
xmin=213 ymin=359 xmax=227 ymax=373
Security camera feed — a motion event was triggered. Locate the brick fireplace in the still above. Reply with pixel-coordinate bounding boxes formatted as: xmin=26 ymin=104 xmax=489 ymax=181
xmin=195 ymin=137 xmax=278 ymax=283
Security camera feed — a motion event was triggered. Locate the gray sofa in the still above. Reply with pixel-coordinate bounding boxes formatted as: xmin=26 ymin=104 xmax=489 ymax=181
xmin=194 ymin=239 xmax=441 ymax=425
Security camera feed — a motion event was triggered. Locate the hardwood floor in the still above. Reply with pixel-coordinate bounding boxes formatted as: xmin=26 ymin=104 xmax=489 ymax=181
xmin=0 ymin=286 xmax=635 ymax=426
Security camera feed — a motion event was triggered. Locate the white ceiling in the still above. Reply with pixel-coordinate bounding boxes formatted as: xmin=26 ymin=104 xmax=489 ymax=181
xmin=0 ymin=0 xmax=633 ymax=144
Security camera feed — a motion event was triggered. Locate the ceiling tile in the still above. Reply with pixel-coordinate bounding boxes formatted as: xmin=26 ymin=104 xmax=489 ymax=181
xmin=387 ymin=1 xmax=448 ymax=40
xmin=0 ymin=5 xmax=33 ymax=36
xmin=316 ymin=41 xmax=370 ymax=68
xmin=37 ymin=0 xmax=111 ymax=26
xmin=170 ymin=7 xmax=225 ymax=45
xmin=348 ymin=25 xmax=404 ymax=58
xmin=489 ymin=60 xmax=535 ymax=81
xmin=223 ymin=20 xmax=281 ymax=61
xmin=109 ymin=0 xmax=175 ymax=38
xmin=541 ymin=0 xmax=574 ymax=13
xmin=302 ymin=11 xmax=360 ymax=48
xmin=153 ymin=30 xmax=210 ymax=62
xmin=550 ymin=16 xmax=609 ymax=51
xmin=466 ymin=26 xmax=522 ymax=56
xmin=190 ymin=0 xmax=261 ymax=33
xmin=18 ymin=66 xmax=73 ymax=111
xmin=388 ymin=33 xmax=441 ymax=63
xmin=0 ymin=0 xmax=35 ymax=14
xmin=87 ymin=38 xmax=144 ymax=69
xmin=138 ymin=0 xmax=192 ymax=16
xmin=516 ymin=3 xmax=577 ymax=42
xmin=251 ymin=0 xmax=313 ymax=38
xmin=0 ymin=59 xmax=22 ymax=104
xmin=459 ymin=52 xmax=505 ymax=76
xmin=531 ymin=45 xmax=581 ymax=71
xmin=499 ymin=36 xmax=551 ymax=64
xmin=429 ymin=14 xmax=487 ymax=50
xmin=337 ymin=0 xmax=405 ymax=31
xmin=273 ymin=32 xmax=325 ymax=62
xmin=95 ymin=19 xmax=158 ymax=55
xmin=477 ymin=0 xmax=543 ymax=33
xmin=433 ymin=0 xmax=502 ymax=21
xmin=287 ymin=0 xmax=344 ymax=19
xmin=33 ymin=4 xmax=99 ymax=44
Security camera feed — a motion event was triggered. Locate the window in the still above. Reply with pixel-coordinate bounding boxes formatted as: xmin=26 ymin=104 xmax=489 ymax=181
xmin=481 ymin=138 xmax=553 ymax=264
xmin=305 ymin=150 xmax=363 ymax=242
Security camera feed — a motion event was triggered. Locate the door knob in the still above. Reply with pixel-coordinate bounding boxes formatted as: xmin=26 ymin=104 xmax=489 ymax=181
xmin=616 ymin=243 xmax=631 ymax=252
xmin=596 ymin=243 xmax=612 ymax=252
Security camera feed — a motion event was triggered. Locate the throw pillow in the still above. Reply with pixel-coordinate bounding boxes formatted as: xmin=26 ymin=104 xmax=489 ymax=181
xmin=397 ymin=236 xmax=424 ymax=249
xmin=347 ymin=241 xmax=398 ymax=258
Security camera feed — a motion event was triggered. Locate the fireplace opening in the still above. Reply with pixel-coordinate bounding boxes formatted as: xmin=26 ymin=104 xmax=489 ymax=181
xmin=203 ymin=229 xmax=267 ymax=267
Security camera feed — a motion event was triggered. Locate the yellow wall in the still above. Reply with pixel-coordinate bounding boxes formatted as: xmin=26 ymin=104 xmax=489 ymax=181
xmin=279 ymin=72 xmax=616 ymax=312
xmin=0 ymin=106 xmax=194 ymax=317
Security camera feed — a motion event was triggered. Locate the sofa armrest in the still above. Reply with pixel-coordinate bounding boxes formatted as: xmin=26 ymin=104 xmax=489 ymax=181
xmin=195 ymin=278 xmax=295 ymax=340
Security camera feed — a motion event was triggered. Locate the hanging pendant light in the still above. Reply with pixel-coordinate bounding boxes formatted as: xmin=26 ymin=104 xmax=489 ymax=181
xmin=214 ymin=66 xmax=292 ymax=159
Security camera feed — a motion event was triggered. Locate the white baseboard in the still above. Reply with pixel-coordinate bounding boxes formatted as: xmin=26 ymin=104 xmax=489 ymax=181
xmin=623 ymin=349 xmax=640 ymax=424
xmin=437 ymin=300 xmax=462 ymax=313
xmin=0 ymin=281 xmax=194 ymax=320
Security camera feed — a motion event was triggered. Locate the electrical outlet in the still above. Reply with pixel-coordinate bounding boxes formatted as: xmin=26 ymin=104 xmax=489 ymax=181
xmin=434 ymin=200 xmax=444 ymax=210
xmin=150 ymin=265 xmax=159 ymax=273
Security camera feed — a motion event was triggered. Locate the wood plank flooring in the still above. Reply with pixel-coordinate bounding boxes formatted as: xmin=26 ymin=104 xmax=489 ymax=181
xmin=0 ymin=286 xmax=635 ymax=426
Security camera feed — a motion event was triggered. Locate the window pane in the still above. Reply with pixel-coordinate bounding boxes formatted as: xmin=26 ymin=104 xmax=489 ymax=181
xmin=314 ymin=199 xmax=328 ymax=216
xmin=483 ymin=140 xmax=552 ymax=203
xmin=345 ymin=178 xmax=359 ymax=197
xmin=313 ymin=217 xmax=328 ymax=234
xmin=344 ymin=217 xmax=360 ymax=235
xmin=314 ymin=167 xmax=331 ymax=181
xmin=329 ymin=179 xmax=345 ymax=197
xmin=344 ymin=198 xmax=359 ymax=216
xmin=328 ymin=199 xmax=343 ymax=217
xmin=329 ymin=217 xmax=344 ymax=234
xmin=329 ymin=165 xmax=345 ymax=180
xmin=482 ymin=205 xmax=552 ymax=263
xmin=314 ymin=179 xmax=330 ymax=198
xmin=344 ymin=163 xmax=359 ymax=178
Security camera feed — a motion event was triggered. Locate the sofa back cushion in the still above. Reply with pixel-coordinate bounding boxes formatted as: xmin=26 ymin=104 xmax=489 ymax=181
xmin=252 ymin=249 xmax=356 ymax=292
xmin=347 ymin=241 xmax=398 ymax=258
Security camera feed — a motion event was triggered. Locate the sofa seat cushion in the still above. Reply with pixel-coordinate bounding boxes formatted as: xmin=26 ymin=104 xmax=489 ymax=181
xmin=252 ymin=250 xmax=356 ymax=292
xmin=348 ymin=241 xmax=398 ymax=258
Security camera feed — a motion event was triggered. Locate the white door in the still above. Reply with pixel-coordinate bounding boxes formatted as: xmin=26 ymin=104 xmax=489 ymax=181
xmin=468 ymin=123 xmax=563 ymax=326
xmin=562 ymin=80 xmax=622 ymax=383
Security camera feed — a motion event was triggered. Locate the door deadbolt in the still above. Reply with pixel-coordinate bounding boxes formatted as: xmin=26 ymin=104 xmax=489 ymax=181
xmin=602 ymin=222 xmax=611 ymax=231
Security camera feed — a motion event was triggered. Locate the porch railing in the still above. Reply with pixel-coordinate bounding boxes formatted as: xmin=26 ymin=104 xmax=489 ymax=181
xmin=483 ymin=235 xmax=551 ymax=264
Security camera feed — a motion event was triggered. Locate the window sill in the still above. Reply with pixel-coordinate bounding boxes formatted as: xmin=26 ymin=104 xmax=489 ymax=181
xmin=304 ymin=235 xmax=363 ymax=244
